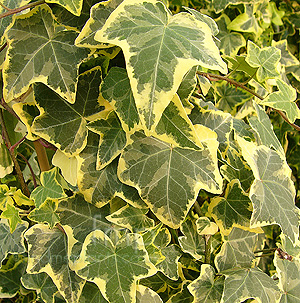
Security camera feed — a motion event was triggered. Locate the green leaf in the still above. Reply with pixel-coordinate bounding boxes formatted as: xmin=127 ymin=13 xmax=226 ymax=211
xmin=245 ymin=40 xmax=280 ymax=82
xmin=24 ymin=224 xmax=85 ymax=303
xmin=258 ymin=78 xmax=300 ymax=124
xmin=177 ymin=66 xmax=198 ymax=103
xmin=0 ymin=184 xmax=13 ymax=210
xmin=215 ymin=228 xmax=259 ymax=272
xmin=0 ymin=256 xmax=27 ymax=298
xmin=157 ymin=244 xmax=181 ymax=280
xmin=249 ymin=102 xmax=285 ymax=156
xmin=274 ymin=254 xmax=300 ymax=303
xmin=228 ymin=4 xmax=263 ymax=36
xmin=209 ymin=180 xmax=253 ymax=235
xmin=28 ymin=199 xmax=60 ymax=228
xmin=74 ymin=230 xmax=157 ymax=303
xmin=87 ymin=111 xmax=127 ymax=170
xmin=237 ymin=136 xmax=300 ymax=242
xmin=46 ymin=0 xmax=83 ymax=16
xmin=178 ymin=215 xmax=205 ymax=261
xmin=1 ymin=203 xmax=22 ymax=233
xmin=212 ymin=0 xmax=262 ymax=14
xmin=79 ymin=281 xmax=108 ymax=303
xmin=77 ymin=132 xmax=146 ymax=208
xmin=221 ymin=267 xmax=280 ymax=303
xmin=187 ymin=264 xmax=224 ymax=303
xmin=136 ymin=285 xmax=163 ymax=303
xmin=106 ymin=204 xmax=154 ymax=233
xmin=196 ymin=217 xmax=218 ymax=235
xmin=118 ymin=133 xmax=222 ymax=228
xmin=3 ymin=5 xmax=89 ymax=103
xmin=30 ymin=168 xmax=67 ymax=208
xmin=58 ymin=194 xmax=114 ymax=267
xmin=272 ymin=40 xmax=299 ymax=67
xmin=100 ymin=67 xmax=141 ymax=134
xmin=21 ymin=272 xmax=59 ymax=303
xmin=166 ymin=281 xmax=194 ymax=303
xmin=0 ymin=140 xmax=13 ymax=178
xmin=216 ymin=14 xmax=246 ymax=56
xmin=0 ymin=219 xmax=28 ymax=266
xmin=32 ymin=68 xmax=107 ymax=156
xmin=94 ymin=0 xmax=227 ymax=131
xmin=75 ymin=0 xmax=123 ymax=48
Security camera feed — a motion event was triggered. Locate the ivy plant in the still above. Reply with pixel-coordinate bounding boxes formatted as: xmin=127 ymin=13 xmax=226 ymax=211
xmin=0 ymin=0 xmax=300 ymax=302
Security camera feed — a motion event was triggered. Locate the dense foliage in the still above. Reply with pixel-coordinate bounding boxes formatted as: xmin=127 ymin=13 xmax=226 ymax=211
xmin=0 ymin=0 xmax=300 ymax=302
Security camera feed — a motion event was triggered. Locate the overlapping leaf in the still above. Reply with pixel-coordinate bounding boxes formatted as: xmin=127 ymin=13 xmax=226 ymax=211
xmin=188 ymin=264 xmax=224 ymax=303
xmin=0 ymin=219 xmax=28 ymax=266
xmin=3 ymin=5 xmax=89 ymax=103
xmin=77 ymin=132 xmax=146 ymax=208
xmin=46 ymin=0 xmax=83 ymax=16
xmin=0 ymin=139 xmax=13 ymax=178
xmin=94 ymin=0 xmax=227 ymax=131
xmin=272 ymin=40 xmax=299 ymax=67
xmin=237 ymin=136 xmax=300 ymax=242
xmin=32 ymin=68 xmax=109 ymax=156
xmin=25 ymin=224 xmax=85 ymax=303
xmin=258 ymin=78 xmax=300 ymax=123
xmin=136 ymin=285 xmax=163 ymax=303
xmin=119 ymin=133 xmax=222 ymax=228
xmin=74 ymin=230 xmax=157 ymax=303
xmin=221 ymin=267 xmax=280 ymax=303
xmin=1 ymin=203 xmax=22 ymax=232
xmin=212 ymin=0 xmax=263 ymax=14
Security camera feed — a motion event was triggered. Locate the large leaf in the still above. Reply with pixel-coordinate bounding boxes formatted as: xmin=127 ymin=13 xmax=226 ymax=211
xmin=32 ymin=68 xmax=109 ymax=156
xmin=188 ymin=264 xmax=224 ymax=303
xmin=274 ymin=254 xmax=300 ymax=303
xmin=258 ymin=78 xmax=300 ymax=124
xmin=94 ymin=0 xmax=227 ymax=131
xmin=118 ymin=133 xmax=222 ymax=228
xmin=3 ymin=5 xmax=89 ymax=103
xmin=74 ymin=230 xmax=157 ymax=303
xmin=77 ymin=132 xmax=146 ymax=208
xmin=237 ymin=136 xmax=300 ymax=242
xmin=272 ymin=40 xmax=299 ymax=67
xmin=221 ymin=267 xmax=280 ymax=303
xmin=209 ymin=180 xmax=253 ymax=236
xmin=0 ymin=219 xmax=28 ymax=266
xmin=46 ymin=0 xmax=83 ymax=16
xmin=24 ymin=224 xmax=85 ymax=303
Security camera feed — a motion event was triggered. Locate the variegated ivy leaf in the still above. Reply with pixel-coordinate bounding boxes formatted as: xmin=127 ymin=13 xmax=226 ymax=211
xmin=30 ymin=168 xmax=67 ymax=208
xmin=188 ymin=264 xmax=224 ymax=303
xmin=52 ymin=149 xmax=78 ymax=187
xmin=196 ymin=217 xmax=218 ymax=235
xmin=21 ymin=272 xmax=59 ymax=303
xmin=166 ymin=281 xmax=194 ymax=303
xmin=136 ymin=285 xmax=163 ymax=303
xmin=228 ymin=4 xmax=263 ymax=36
xmin=245 ymin=40 xmax=280 ymax=82
xmin=58 ymin=194 xmax=114 ymax=268
xmin=221 ymin=267 xmax=280 ymax=303
xmin=106 ymin=204 xmax=154 ymax=233
xmin=24 ymin=224 xmax=85 ymax=303
xmin=249 ymin=102 xmax=285 ymax=156
xmin=119 ymin=132 xmax=222 ymax=228
xmin=0 ymin=256 xmax=27 ymax=298
xmin=74 ymin=230 xmax=157 ymax=303
xmin=28 ymin=199 xmax=60 ymax=228
xmin=272 ymin=40 xmax=299 ymax=67
xmin=77 ymin=132 xmax=146 ymax=208
xmin=32 ymin=68 xmax=109 ymax=156
xmin=0 ymin=219 xmax=28 ymax=266
xmin=216 ymin=14 xmax=246 ymax=57
xmin=156 ymin=244 xmax=181 ymax=281
xmin=87 ymin=111 xmax=127 ymax=170
xmin=1 ymin=203 xmax=22 ymax=233
xmin=237 ymin=136 xmax=300 ymax=242
xmin=0 ymin=139 xmax=13 ymax=178
xmin=0 ymin=184 xmax=13 ymax=210
xmin=258 ymin=78 xmax=300 ymax=124
xmin=177 ymin=65 xmax=198 ymax=105
xmin=209 ymin=180 xmax=253 ymax=236
xmin=212 ymin=0 xmax=263 ymax=14
xmin=46 ymin=0 xmax=83 ymax=16
xmin=274 ymin=254 xmax=300 ymax=303
xmin=3 ymin=5 xmax=89 ymax=103
xmin=94 ymin=0 xmax=227 ymax=132
xmin=225 ymin=55 xmax=258 ymax=77
xmin=79 ymin=282 xmax=108 ymax=303
xmin=75 ymin=0 xmax=123 ymax=48
xmin=215 ymin=228 xmax=259 ymax=272
xmin=178 ymin=215 xmax=205 ymax=261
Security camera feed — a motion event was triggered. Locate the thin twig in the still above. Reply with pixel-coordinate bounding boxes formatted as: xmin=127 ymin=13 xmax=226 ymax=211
xmin=198 ymin=71 xmax=300 ymax=132
xmin=9 ymin=133 xmax=27 ymax=153
xmin=0 ymin=3 xmax=12 ymax=11
xmin=0 ymin=0 xmax=45 ymax=20
xmin=17 ymin=152 xmax=38 ymax=188
xmin=0 ymin=108 xmax=30 ymax=196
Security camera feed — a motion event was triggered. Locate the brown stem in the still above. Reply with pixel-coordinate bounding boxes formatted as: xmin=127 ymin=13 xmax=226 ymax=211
xmin=198 ymin=71 xmax=300 ymax=132
xmin=0 ymin=109 xmax=30 ymax=196
xmin=17 ymin=152 xmax=37 ymax=188
xmin=33 ymin=140 xmax=50 ymax=172
xmin=1 ymin=98 xmax=21 ymax=122
xmin=0 ymin=0 xmax=45 ymax=19
xmin=0 ymin=3 xmax=12 ymax=11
